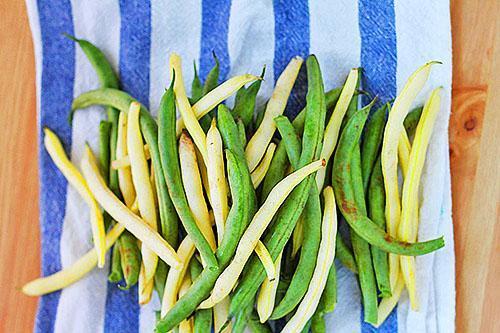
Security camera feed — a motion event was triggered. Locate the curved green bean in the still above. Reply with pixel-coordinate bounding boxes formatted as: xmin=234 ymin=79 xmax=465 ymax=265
xmin=198 ymin=53 xmax=220 ymax=131
xmin=351 ymin=143 xmax=378 ymax=324
xmin=117 ymin=231 xmax=141 ymax=289
xmin=248 ymin=310 xmax=272 ymax=333
xmin=232 ymin=304 xmax=251 ymax=333
xmin=108 ymin=240 xmax=123 ymax=283
xmin=155 ymin=148 xmax=253 ymax=332
xmin=233 ymin=66 xmax=265 ymax=127
xmin=331 ymin=101 xmax=445 ymax=256
xmin=360 ymin=103 xmax=387 ymax=191
xmin=158 ymin=81 xmax=217 ymax=269
xmin=236 ymin=118 xmax=247 ymax=148
xmin=69 ymin=36 xmax=127 ymax=278
xmin=270 ymin=185 xmax=321 ymax=319
xmin=335 ymin=233 xmax=357 ymax=273
xmin=368 ymin=156 xmax=391 ymax=297
xmin=260 ymin=142 xmax=289 ymax=202
xmin=191 ymin=62 xmax=203 ymax=104
xmin=190 ymin=258 xmax=212 ymax=333
xmin=404 ymin=106 xmax=424 ymax=137
xmin=274 ymin=115 xmax=301 ymax=168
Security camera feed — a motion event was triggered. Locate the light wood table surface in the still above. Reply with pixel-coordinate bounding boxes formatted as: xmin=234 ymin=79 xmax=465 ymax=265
xmin=0 ymin=1 xmax=498 ymax=332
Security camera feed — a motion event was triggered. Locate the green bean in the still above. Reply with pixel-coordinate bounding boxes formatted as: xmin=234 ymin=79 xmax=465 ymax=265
xmin=108 ymin=241 xmax=123 ymax=283
xmin=335 ymin=234 xmax=357 ymax=273
xmin=311 ymin=312 xmax=325 ymax=333
xmin=260 ymin=143 xmax=289 ymax=202
xmin=155 ymin=148 xmax=253 ymax=332
xmin=217 ymin=105 xmax=258 ymax=241
xmin=351 ymin=144 xmax=378 ymax=324
xmin=331 ymin=100 xmax=445 ymax=256
xmin=236 ymin=118 xmax=247 ymax=148
xmin=65 ymin=36 xmax=120 ymax=191
xmin=198 ymin=53 xmax=220 ymax=131
xmin=232 ymin=304 xmax=252 ymax=333
xmin=233 ymin=66 xmax=265 ymax=127
xmin=191 ymin=62 xmax=203 ymax=104
xmin=202 ymin=52 xmax=220 ymax=95
xmin=117 ymin=231 xmax=141 ymax=288
xmin=368 ymin=156 xmax=391 ymax=297
xmin=157 ymin=81 xmax=218 ymax=269
xmin=269 ymin=132 xmax=319 ymax=317
xmin=98 ymin=121 xmax=112 ymax=183
xmin=292 ymin=87 xmax=342 ymax=135
xmin=229 ymin=55 xmax=327 ymax=316
xmin=323 ymin=262 xmax=337 ymax=311
xmin=260 ymin=87 xmax=342 ymax=202
xmin=69 ymin=37 xmax=128 ymax=277
xmin=154 ymin=260 xmax=168 ymax=299
xmin=360 ymin=103 xmax=387 ymax=191
xmin=107 ymin=107 xmax=120 ymax=198
xmin=254 ymin=104 xmax=266 ymax=131
xmin=247 ymin=310 xmax=272 ymax=333
xmin=404 ymin=106 xmax=424 ymax=137
xmin=270 ymin=184 xmax=321 ymax=319
xmin=190 ymin=258 xmax=212 ymax=333
xmin=275 ymin=115 xmax=301 ymax=168
xmin=99 ymin=120 xmax=123 ymax=282
xmin=70 ymin=37 xmax=172 ymax=293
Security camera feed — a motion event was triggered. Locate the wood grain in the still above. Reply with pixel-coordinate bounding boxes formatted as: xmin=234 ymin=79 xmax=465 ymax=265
xmin=0 ymin=1 xmax=39 ymax=332
xmin=450 ymin=0 xmax=500 ymax=332
xmin=0 ymin=0 xmax=498 ymax=332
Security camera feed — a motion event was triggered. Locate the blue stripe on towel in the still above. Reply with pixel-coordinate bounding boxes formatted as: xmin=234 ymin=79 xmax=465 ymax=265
xmin=359 ymin=0 xmax=398 ymax=331
xmin=118 ymin=0 xmax=152 ymax=108
xmin=103 ymin=1 xmax=152 ymax=331
xmin=359 ymin=0 xmax=397 ymax=106
xmin=273 ymin=0 xmax=310 ymax=119
xmin=35 ymin=1 xmax=75 ymax=332
xmin=200 ymin=0 xmax=231 ymax=81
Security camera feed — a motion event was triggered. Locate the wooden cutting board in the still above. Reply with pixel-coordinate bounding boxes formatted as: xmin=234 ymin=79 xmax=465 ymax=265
xmin=0 ymin=0 xmax=497 ymax=332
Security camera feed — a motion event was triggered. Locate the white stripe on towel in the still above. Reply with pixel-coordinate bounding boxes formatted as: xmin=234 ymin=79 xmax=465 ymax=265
xmin=309 ymin=0 xmax=361 ymax=89
xmin=394 ymin=0 xmax=453 ymax=331
xmin=149 ymin=0 xmax=202 ymax=114
xmin=227 ymin=0 xmax=276 ymax=108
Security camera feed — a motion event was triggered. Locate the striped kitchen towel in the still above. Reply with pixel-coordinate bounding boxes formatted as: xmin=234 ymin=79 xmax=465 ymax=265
xmin=25 ymin=0 xmax=455 ymax=332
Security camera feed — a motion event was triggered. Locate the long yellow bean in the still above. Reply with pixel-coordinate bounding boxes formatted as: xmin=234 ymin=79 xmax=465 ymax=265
xmin=399 ymin=88 xmax=442 ymax=310
xmin=176 ymin=74 xmax=260 ymax=135
xmin=255 ymin=240 xmax=277 ymax=281
xmin=206 ymin=119 xmax=229 ymax=244
xmin=112 ymin=144 xmax=150 ymax=169
xmin=381 ymin=61 xmax=437 ymax=291
xmin=251 ymin=143 xmax=277 ymax=188
xmin=161 ymin=236 xmax=196 ymax=317
xmin=315 ymin=68 xmax=358 ymax=189
xmin=170 ymin=53 xmax=208 ymax=163
xmin=281 ymin=186 xmax=338 ymax=333
xmin=22 ymin=223 xmax=125 ymax=296
xmin=116 ymin=112 xmax=136 ymax=207
xmin=257 ymin=252 xmax=282 ymax=323
xmin=200 ymin=159 xmax=325 ymax=308
xmin=127 ymin=102 xmax=158 ymax=282
xmin=43 ymin=128 xmax=106 ymax=268
xmin=245 ymin=56 xmax=303 ymax=172
xmin=179 ymin=132 xmax=217 ymax=251
xmin=81 ymin=146 xmax=180 ymax=269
